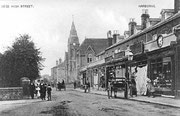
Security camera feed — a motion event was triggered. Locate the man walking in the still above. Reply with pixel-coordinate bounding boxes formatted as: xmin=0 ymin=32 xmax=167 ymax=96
xmin=47 ymin=84 xmax=52 ymax=101
xmin=29 ymin=81 xmax=35 ymax=99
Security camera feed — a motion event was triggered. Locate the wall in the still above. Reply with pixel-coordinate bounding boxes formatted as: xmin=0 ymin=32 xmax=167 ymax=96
xmin=0 ymin=87 xmax=23 ymax=100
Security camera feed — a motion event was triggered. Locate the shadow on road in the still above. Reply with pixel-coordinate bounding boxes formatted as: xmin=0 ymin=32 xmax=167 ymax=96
xmin=40 ymin=100 xmax=74 ymax=116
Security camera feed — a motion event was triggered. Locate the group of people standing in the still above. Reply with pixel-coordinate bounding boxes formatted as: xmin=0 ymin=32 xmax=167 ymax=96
xmin=29 ymin=80 xmax=52 ymax=101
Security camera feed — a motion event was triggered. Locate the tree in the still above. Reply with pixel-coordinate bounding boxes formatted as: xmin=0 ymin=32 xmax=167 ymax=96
xmin=0 ymin=34 xmax=44 ymax=87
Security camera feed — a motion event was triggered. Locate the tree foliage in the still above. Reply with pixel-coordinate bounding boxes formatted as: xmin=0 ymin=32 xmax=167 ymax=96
xmin=0 ymin=34 xmax=44 ymax=87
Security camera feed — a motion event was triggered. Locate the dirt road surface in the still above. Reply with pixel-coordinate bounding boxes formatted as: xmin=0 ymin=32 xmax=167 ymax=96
xmin=0 ymin=88 xmax=180 ymax=116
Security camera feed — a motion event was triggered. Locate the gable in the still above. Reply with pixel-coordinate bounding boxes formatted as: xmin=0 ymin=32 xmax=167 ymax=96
xmin=79 ymin=38 xmax=108 ymax=55
xmin=86 ymin=45 xmax=95 ymax=54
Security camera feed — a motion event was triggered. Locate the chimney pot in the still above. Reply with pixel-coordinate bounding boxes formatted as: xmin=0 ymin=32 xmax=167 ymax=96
xmin=141 ymin=9 xmax=150 ymax=30
xmin=129 ymin=18 xmax=137 ymax=36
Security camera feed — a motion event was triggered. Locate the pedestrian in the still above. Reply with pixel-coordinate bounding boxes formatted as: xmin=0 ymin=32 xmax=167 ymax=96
xmin=74 ymin=81 xmax=76 ymax=89
xmin=40 ymin=81 xmax=47 ymax=100
xmin=47 ymin=84 xmax=52 ymax=101
xmin=36 ymin=85 xmax=40 ymax=98
xmin=61 ymin=80 xmax=66 ymax=91
xmin=87 ymin=80 xmax=90 ymax=92
xmin=130 ymin=67 xmax=137 ymax=97
xmin=40 ymin=81 xmax=44 ymax=100
xmin=42 ymin=83 xmax=47 ymax=100
xmin=57 ymin=82 xmax=60 ymax=91
xmin=147 ymin=79 xmax=155 ymax=98
xmin=29 ymin=81 xmax=35 ymax=99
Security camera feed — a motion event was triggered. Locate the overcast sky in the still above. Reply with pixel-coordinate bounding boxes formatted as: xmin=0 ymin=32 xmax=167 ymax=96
xmin=0 ymin=0 xmax=173 ymax=76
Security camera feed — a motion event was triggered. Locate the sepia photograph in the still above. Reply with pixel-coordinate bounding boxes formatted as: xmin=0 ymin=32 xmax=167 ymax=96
xmin=0 ymin=0 xmax=180 ymax=116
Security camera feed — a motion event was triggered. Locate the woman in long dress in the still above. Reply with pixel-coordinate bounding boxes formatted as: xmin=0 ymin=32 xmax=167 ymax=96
xmin=36 ymin=84 xmax=40 ymax=98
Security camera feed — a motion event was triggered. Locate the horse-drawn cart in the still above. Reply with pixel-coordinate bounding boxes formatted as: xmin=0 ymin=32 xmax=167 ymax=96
xmin=57 ymin=82 xmax=66 ymax=91
xmin=107 ymin=77 xmax=129 ymax=99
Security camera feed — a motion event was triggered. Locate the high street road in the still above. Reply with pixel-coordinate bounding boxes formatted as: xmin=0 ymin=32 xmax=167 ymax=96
xmin=0 ymin=88 xmax=180 ymax=116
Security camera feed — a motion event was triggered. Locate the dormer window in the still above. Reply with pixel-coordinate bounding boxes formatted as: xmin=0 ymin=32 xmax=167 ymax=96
xmin=87 ymin=54 xmax=92 ymax=63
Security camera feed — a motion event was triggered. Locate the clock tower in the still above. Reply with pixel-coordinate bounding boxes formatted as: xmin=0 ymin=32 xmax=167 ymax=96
xmin=67 ymin=21 xmax=80 ymax=83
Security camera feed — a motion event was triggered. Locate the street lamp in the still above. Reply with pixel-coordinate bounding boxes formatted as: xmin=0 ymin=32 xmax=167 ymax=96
xmin=126 ymin=47 xmax=133 ymax=61
xmin=124 ymin=46 xmax=133 ymax=99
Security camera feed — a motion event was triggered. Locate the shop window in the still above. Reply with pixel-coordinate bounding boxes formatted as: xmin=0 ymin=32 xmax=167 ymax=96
xmin=150 ymin=57 xmax=172 ymax=91
xmin=115 ymin=65 xmax=126 ymax=78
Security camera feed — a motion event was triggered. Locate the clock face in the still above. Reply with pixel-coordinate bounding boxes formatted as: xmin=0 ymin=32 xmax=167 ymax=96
xmin=73 ymin=43 xmax=76 ymax=45
xmin=157 ymin=35 xmax=163 ymax=47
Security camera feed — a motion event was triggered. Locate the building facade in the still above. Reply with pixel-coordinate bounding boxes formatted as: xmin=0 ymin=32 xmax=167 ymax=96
xmin=51 ymin=59 xmax=66 ymax=84
xmin=102 ymin=0 xmax=180 ymax=98
xmin=78 ymin=38 xmax=108 ymax=89
xmin=51 ymin=21 xmax=80 ymax=84
xmin=78 ymin=0 xmax=180 ymax=98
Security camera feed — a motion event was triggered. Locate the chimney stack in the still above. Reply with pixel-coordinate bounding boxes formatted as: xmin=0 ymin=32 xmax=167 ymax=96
xmin=56 ymin=60 xmax=58 ymax=66
xmin=174 ymin=0 xmax=180 ymax=14
xmin=112 ymin=30 xmax=119 ymax=44
xmin=129 ymin=18 xmax=137 ymax=36
xmin=141 ymin=9 xmax=150 ymax=30
xmin=59 ymin=58 xmax=62 ymax=64
xmin=107 ymin=30 xmax=113 ymax=47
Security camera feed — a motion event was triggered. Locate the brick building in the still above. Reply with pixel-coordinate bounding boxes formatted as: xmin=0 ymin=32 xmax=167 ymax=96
xmin=78 ymin=0 xmax=180 ymax=98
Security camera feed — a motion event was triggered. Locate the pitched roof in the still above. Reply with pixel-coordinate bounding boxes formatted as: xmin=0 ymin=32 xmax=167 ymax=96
xmin=136 ymin=25 xmax=142 ymax=30
xmin=106 ymin=12 xmax=180 ymax=51
xmin=149 ymin=18 xmax=161 ymax=26
xmin=161 ymin=9 xmax=174 ymax=14
xmin=79 ymin=38 xmax=108 ymax=55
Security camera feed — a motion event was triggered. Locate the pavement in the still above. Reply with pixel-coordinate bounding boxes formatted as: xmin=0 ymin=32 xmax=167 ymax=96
xmin=74 ymin=88 xmax=180 ymax=108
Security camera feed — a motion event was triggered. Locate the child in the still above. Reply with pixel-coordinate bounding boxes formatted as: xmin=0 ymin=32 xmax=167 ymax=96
xmin=147 ymin=80 xmax=155 ymax=98
xmin=47 ymin=84 xmax=52 ymax=101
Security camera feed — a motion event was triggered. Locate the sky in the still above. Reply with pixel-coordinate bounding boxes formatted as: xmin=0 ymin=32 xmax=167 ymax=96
xmin=0 ymin=0 xmax=173 ymax=76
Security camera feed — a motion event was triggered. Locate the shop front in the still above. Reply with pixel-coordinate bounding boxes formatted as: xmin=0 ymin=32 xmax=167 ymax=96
xmin=105 ymin=51 xmax=128 ymax=89
xmin=149 ymin=55 xmax=174 ymax=96
xmin=144 ymin=33 xmax=176 ymax=97
xmin=79 ymin=66 xmax=87 ymax=86
xmin=90 ymin=66 xmax=106 ymax=90
xmin=91 ymin=68 xmax=98 ymax=89
xmin=129 ymin=42 xmax=149 ymax=95
xmin=98 ymin=66 xmax=106 ymax=89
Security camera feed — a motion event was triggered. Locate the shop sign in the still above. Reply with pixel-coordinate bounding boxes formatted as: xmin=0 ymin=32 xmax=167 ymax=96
xmin=114 ymin=51 xmax=125 ymax=59
xmin=130 ymin=42 xmax=144 ymax=55
xmin=144 ymin=33 xmax=176 ymax=52
xmin=105 ymin=56 xmax=113 ymax=62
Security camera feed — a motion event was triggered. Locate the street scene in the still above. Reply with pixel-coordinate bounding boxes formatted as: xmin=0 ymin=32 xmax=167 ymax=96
xmin=0 ymin=87 xmax=180 ymax=116
xmin=0 ymin=0 xmax=180 ymax=116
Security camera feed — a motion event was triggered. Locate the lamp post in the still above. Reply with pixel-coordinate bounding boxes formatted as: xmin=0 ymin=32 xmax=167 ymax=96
xmin=125 ymin=47 xmax=134 ymax=99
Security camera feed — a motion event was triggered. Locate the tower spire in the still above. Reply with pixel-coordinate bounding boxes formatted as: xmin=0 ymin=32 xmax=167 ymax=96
xmin=68 ymin=17 xmax=79 ymax=45
xmin=72 ymin=15 xmax=74 ymax=22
